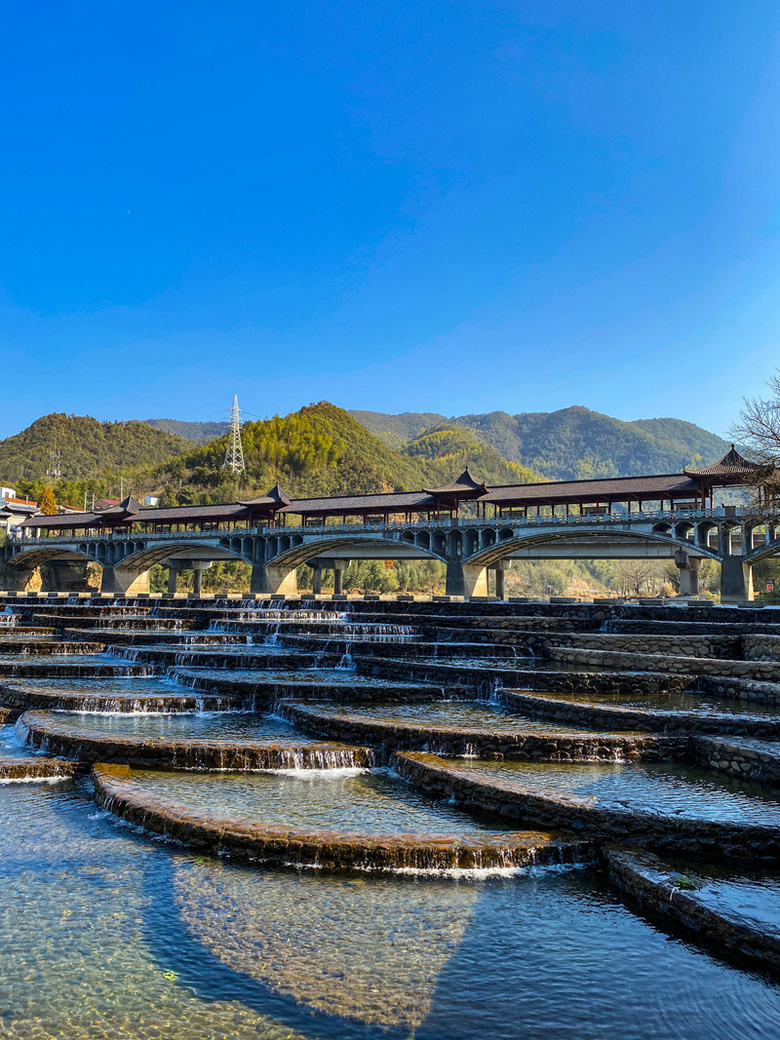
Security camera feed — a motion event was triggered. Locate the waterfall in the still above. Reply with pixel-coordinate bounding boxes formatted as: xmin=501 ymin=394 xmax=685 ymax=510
xmin=337 ymin=644 xmax=356 ymax=671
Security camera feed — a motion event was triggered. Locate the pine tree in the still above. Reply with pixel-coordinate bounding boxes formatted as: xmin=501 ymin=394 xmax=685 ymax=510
xmin=39 ymin=486 xmax=58 ymax=515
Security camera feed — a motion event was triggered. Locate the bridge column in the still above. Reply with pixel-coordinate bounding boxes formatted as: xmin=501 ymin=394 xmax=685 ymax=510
xmin=101 ymin=565 xmax=150 ymax=596
xmin=332 ymin=560 xmax=348 ymax=596
xmin=720 ymin=555 xmax=754 ymax=603
xmin=676 ymin=556 xmax=702 ymax=596
xmin=445 ymin=558 xmax=489 ymax=598
xmin=250 ymin=562 xmax=298 ymax=595
xmin=494 ymin=560 xmax=510 ymax=601
xmin=167 ymin=559 xmax=212 ymax=596
xmin=191 ymin=561 xmax=211 ymax=597
xmin=311 ymin=561 xmax=323 ymax=595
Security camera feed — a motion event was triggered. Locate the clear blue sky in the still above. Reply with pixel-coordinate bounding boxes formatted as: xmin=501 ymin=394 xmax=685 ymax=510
xmin=1 ymin=1 xmax=778 ymax=438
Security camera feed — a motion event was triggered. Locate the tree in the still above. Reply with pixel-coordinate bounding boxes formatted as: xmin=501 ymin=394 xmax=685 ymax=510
xmin=733 ymin=373 xmax=780 ymax=508
xmin=39 ymin=485 xmax=58 ymax=515
xmin=735 ymin=373 xmax=780 ymax=465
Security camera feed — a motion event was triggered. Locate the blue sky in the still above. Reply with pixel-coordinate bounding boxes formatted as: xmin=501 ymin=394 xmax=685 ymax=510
xmin=1 ymin=1 xmax=778 ymax=438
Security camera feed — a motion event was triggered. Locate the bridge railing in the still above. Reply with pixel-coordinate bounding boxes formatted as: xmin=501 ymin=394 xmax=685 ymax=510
xmin=6 ymin=506 xmax=739 ymax=548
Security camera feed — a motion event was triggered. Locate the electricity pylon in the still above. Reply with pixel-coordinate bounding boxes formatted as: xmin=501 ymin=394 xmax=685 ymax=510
xmin=223 ymin=394 xmax=246 ymax=476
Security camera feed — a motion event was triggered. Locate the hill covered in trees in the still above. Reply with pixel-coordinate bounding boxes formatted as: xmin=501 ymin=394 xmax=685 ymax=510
xmin=350 ymin=406 xmax=731 ymax=480
xmin=144 ymin=419 xmax=229 ymax=444
xmin=154 ymin=402 xmax=539 ymax=504
xmin=0 ymin=414 xmax=193 ymax=483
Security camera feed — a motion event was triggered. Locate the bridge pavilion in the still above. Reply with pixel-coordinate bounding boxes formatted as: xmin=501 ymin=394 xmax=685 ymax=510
xmin=7 ymin=447 xmax=769 ymax=600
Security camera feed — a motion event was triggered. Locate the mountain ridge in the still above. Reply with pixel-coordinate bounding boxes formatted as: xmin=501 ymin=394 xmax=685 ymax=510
xmin=349 ymin=406 xmax=731 ymax=481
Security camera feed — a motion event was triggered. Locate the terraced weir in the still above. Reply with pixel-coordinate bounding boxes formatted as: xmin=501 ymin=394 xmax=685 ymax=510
xmin=2 ymin=595 xmax=780 ymax=1038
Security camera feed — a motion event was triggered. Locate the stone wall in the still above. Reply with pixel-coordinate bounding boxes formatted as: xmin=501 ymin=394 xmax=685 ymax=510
xmin=602 ymin=848 xmax=780 ymax=976
xmin=547 ymin=645 xmax=780 ymax=680
xmin=393 ymin=751 xmax=780 ymax=858
xmin=91 ymin=762 xmax=592 ymax=872
xmin=498 ymin=690 xmax=780 ymax=738
xmin=692 ymin=734 xmax=780 ymax=784
xmin=280 ymin=702 xmax=680 ymax=762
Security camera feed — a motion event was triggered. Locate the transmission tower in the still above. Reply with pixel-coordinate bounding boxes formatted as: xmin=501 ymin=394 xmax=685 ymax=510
xmin=223 ymin=394 xmax=246 ymax=476
xmin=48 ymin=436 xmax=62 ymax=480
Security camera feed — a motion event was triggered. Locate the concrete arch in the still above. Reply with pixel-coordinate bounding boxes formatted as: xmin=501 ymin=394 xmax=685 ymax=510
xmin=116 ymin=541 xmax=253 ymax=573
xmin=268 ymin=536 xmax=443 ymax=572
xmin=465 ymin=527 xmax=719 ymax=569
xmin=745 ymin=539 xmax=780 ymax=565
xmin=674 ymin=521 xmax=695 ymax=543
xmin=4 ymin=545 xmax=97 ymax=570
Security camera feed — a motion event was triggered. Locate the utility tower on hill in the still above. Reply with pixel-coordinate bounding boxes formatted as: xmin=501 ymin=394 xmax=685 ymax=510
xmin=223 ymin=394 xmax=246 ymax=476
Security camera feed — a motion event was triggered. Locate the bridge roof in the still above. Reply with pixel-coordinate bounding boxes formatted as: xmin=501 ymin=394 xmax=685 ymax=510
xmin=281 ymin=490 xmax=437 ymax=516
xmin=239 ymin=484 xmax=293 ymax=510
xmin=684 ymin=445 xmax=761 ymax=483
xmin=21 ymin=502 xmax=251 ymax=530
xmin=481 ymin=472 xmax=701 ymax=506
xmin=22 ymin=512 xmax=103 ymax=530
xmin=423 ymin=468 xmax=487 ymax=500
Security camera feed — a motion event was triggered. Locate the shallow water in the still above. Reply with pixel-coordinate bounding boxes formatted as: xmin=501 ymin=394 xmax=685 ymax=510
xmin=0 ymin=723 xmax=38 ymax=760
xmin=456 ymin=759 xmax=780 ymax=825
xmin=34 ymin=710 xmax=299 ymax=741
xmin=10 ymin=676 xmax=190 ymax=694
xmin=127 ymin=766 xmax=514 ymax=836
xmin=0 ymin=780 xmax=779 ymax=1039
xmin=304 ymin=700 xmax=594 ymax=734
xmin=537 ymin=688 xmax=780 ymax=718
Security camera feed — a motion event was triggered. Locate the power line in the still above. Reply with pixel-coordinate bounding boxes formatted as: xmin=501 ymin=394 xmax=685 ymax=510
xmin=223 ymin=394 xmax=246 ymax=476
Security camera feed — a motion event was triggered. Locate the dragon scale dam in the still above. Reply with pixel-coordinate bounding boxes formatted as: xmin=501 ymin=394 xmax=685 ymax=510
xmin=2 ymin=458 xmax=780 ymax=1037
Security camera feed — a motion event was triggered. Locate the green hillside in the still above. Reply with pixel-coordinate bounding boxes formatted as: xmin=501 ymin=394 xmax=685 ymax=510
xmin=0 ymin=413 xmax=193 ymax=483
xmin=144 ymin=418 xmax=229 ymax=443
xmin=154 ymin=403 xmax=540 ymax=503
xmin=349 ymin=410 xmax=447 ymax=448
xmin=351 ymin=406 xmax=731 ymax=480
xmin=402 ymin=426 xmax=537 ymax=486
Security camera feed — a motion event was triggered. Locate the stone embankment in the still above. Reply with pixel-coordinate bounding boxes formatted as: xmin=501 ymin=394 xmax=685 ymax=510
xmin=4 ymin=592 xmax=780 ymax=968
xmin=91 ymin=762 xmax=593 ymax=873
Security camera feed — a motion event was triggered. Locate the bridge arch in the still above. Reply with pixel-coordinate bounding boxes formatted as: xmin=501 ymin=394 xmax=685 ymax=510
xmin=267 ymin=536 xmax=444 ymax=572
xmin=464 ymin=527 xmax=720 ymax=569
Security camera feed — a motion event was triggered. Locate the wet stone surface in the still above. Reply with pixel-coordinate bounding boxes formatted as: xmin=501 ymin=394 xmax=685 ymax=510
xmin=1 ymin=780 xmax=780 ymax=1039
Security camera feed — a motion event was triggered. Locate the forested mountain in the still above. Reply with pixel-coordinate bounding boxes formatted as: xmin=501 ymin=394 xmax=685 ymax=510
xmin=0 ymin=414 xmax=193 ymax=483
xmin=0 ymin=402 xmax=730 ymax=513
xmin=144 ymin=419 xmax=229 ymax=443
xmin=349 ymin=410 xmax=447 ymax=448
xmin=154 ymin=403 xmax=539 ymax=503
xmin=350 ymin=406 xmax=731 ymax=480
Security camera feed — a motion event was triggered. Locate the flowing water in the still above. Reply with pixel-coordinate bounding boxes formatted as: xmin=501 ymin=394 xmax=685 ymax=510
xmin=0 ymin=780 xmax=778 ymax=1039
xmin=123 ymin=766 xmax=518 ymax=836
xmin=298 ymin=700 xmax=596 ymax=733
xmin=532 ymin=689 xmax=780 ymax=717
xmin=456 ymin=759 xmax=780 ymax=825
xmin=30 ymin=710 xmax=299 ymax=741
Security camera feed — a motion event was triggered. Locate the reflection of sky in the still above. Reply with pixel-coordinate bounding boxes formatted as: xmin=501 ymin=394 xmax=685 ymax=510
xmin=0 ymin=780 xmax=779 ymax=1039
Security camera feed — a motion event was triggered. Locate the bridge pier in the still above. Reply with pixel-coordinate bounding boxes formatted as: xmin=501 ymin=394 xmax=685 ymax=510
xmin=311 ymin=561 xmax=323 ymax=595
xmin=720 ymin=555 xmax=754 ymax=603
xmin=100 ymin=565 xmax=150 ymax=596
xmin=494 ymin=560 xmax=510 ymax=601
xmin=250 ymin=562 xmax=298 ymax=595
xmin=445 ymin=558 xmax=489 ymax=598
xmin=167 ymin=559 xmax=212 ymax=596
xmin=41 ymin=560 xmax=90 ymax=593
xmin=332 ymin=560 xmax=348 ymax=596
xmin=674 ymin=552 xmax=702 ymax=597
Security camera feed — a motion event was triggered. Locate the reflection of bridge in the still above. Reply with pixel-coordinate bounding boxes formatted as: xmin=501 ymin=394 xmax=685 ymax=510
xmin=5 ymin=508 xmax=777 ymax=601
